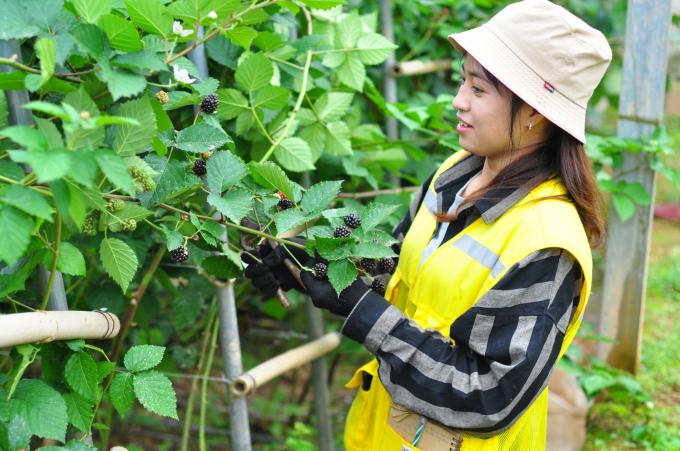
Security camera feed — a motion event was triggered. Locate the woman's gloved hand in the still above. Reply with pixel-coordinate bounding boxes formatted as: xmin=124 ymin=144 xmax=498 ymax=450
xmin=299 ymin=254 xmax=371 ymax=317
xmin=241 ymin=238 xmax=308 ymax=297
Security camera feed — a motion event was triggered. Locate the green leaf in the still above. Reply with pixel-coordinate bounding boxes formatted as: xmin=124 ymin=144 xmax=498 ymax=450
xmin=0 ymin=1 xmax=40 ymax=40
xmin=235 ymin=52 xmax=273 ymax=93
xmin=325 ymin=121 xmax=353 ymax=156
xmin=357 ymin=32 xmax=398 ymax=65
xmin=0 ymin=206 xmax=34 ymax=266
xmin=95 ymin=150 xmax=134 ymax=195
xmin=0 ymin=184 xmax=53 ymax=221
xmin=4 ymin=416 xmax=30 ymax=451
xmin=124 ymin=0 xmax=173 ymax=37
xmin=150 ymin=98 xmax=173 ymax=132
xmin=9 ymin=147 xmax=71 ymax=183
xmin=175 ymin=122 xmax=231 ymax=153
xmin=194 ymin=77 xmax=220 ymax=96
xmin=206 ymin=150 xmax=250 ymax=193
xmin=35 ymin=116 xmax=64 ymax=149
xmin=299 ymin=122 xmax=326 ymax=160
xmin=0 ymin=91 xmax=7 ymax=129
xmin=104 ymin=69 xmax=148 ymax=102
xmin=316 ymin=92 xmax=354 ymax=122
xmin=92 ymin=422 xmax=110 ymax=430
xmin=335 ymin=11 xmax=362 ymax=49
xmin=247 ymin=162 xmax=293 ymax=199
xmin=113 ymin=51 xmax=167 ymax=72
xmin=275 ymin=209 xmax=307 ymax=234
xmin=66 ymin=339 xmax=85 ymax=352
xmin=225 ymin=26 xmax=258 ymax=50
xmin=63 ymin=392 xmax=94 ymax=433
xmin=336 ymin=52 xmax=366 ymax=91
xmin=161 ymin=224 xmax=184 ymax=251
xmin=236 ymin=109 xmax=256 ymax=135
xmin=72 ymin=0 xmax=110 ymax=23
xmin=275 ymin=137 xmax=315 ymax=172
xmin=327 ymin=258 xmax=358 ymax=296
xmin=253 ymin=31 xmax=284 ymax=52
xmin=352 ymin=242 xmax=397 ymax=259
xmin=253 ymin=85 xmax=290 ymax=109
xmin=199 ymin=0 xmax=240 ymax=21
xmin=612 ymin=193 xmax=636 ymax=222
xmin=621 ymin=182 xmax=652 ymax=206
xmin=49 ymin=178 xmax=87 ymax=230
xmin=36 ymin=37 xmax=57 ymax=87
xmin=297 ymin=0 xmax=347 ymax=10
xmin=0 ymin=161 xmax=24 ymax=182
xmin=361 ymin=203 xmax=399 ymax=232
xmin=63 ymin=86 xmax=104 ymax=150
xmin=163 ymin=0 xmax=197 ymax=24
xmin=316 ymin=236 xmax=355 ymax=260
xmin=113 ymin=96 xmax=158 ymax=156
xmin=2 ymin=126 xmax=49 ymax=151
xmin=65 ymin=350 xmax=100 ymax=402
xmin=110 ymin=372 xmax=135 ymax=417
xmin=97 ymin=13 xmax=143 ymax=52
xmin=301 ymin=181 xmax=343 ymax=218
xmin=97 ymin=361 xmax=116 ymax=381
xmin=100 ymin=237 xmax=139 ymax=292
xmin=207 ymin=190 xmax=253 ymax=224
xmin=124 ymin=345 xmax=165 ymax=372
xmin=137 ymin=154 xmax=203 ymax=208
xmin=9 ymin=379 xmax=67 ymax=441
xmin=206 ymin=35 xmax=242 ymax=69
xmin=165 ymin=92 xmax=202 ymax=111
xmin=201 ymin=255 xmax=244 ymax=279
xmin=201 ymin=218 xmax=225 ymax=238
xmin=133 ymin=370 xmax=178 ymax=420
xmin=108 ymin=204 xmax=155 ymax=232
xmin=43 ymin=242 xmax=86 ymax=276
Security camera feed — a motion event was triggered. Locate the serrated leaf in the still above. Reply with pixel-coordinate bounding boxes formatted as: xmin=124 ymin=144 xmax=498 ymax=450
xmin=316 ymin=92 xmax=354 ymax=122
xmin=110 ymin=372 xmax=135 ymax=417
xmin=124 ymin=0 xmax=172 ymax=37
xmin=113 ymin=97 xmax=158 ymax=156
xmin=0 ymin=1 xmax=40 ymax=40
xmin=612 ymin=193 xmax=636 ymax=222
xmin=8 ymin=147 xmax=71 ymax=183
xmin=98 ymin=361 xmax=116 ymax=381
xmin=0 ymin=161 xmax=24 ymax=182
xmin=216 ymin=88 xmax=248 ymax=120
xmin=194 ymin=77 xmax=220 ymax=96
xmin=176 ymin=122 xmax=231 ymax=153
xmin=124 ymin=345 xmax=165 ymax=372
xmin=42 ymin=242 xmax=86 ymax=276
xmin=207 ymin=190 xmax=253 ymax=224
xmin=253 ymin=31 xmax=284 ymax=52
xmin=361 ymin=203 xmax=399 ymax=231
xmin=621 ymin=182 xmax=652 ymax=206
xmin=34 ymin=116 xmax=64 ymax=150
xmin=36 ymin=37 xmax=56 ymax=87
xmin=352 ymin=242 xmax=397 ymax=259
xmin=325 ymin=121 xmax=353 ymax=156
xmin=201 ymin=255 xmax=244 ymax=279
xmin=301 ymin=180 xmax=343 ymax=218
xmin=0 ymin=206 xmax=34 ymax=267
xmin=248 ymin=162 xmax=293 ymax=199
xmin=65 ymin=350 xmax=99 ymax=402
xmin=206 ymin=150 xmax=250 ymax=193
xmin=98 ymin=13 xmax=143 ymax=52
xmin=299 ymin=122 xmax=326 ymax=160
xmin=0 ymin=91 xmax=7 ymax=129
xmin=275 ymin=137 xmax=315 ymax=172
xmin=100 ymin=238 xmax=138 ymax=292
xmin=9 ymin=379 xmax=67 ymax=441
xmin=335 ymin=11 xmax=362 ymax=49
xmin=2 ymin=126 xmax=49 ymax=151
xmin=235 ymin=52 xmax=272 ymax=93
xmin=63 ymin=392 xmax=93 ymax=433
xmin=0 ymin=184 xmax=53 ymax=221
xmin=297 ymin=0 xmax=347 ymax=10
xmin=104 ymin=69 xmax=148 ymax=102
xmin=275 ymin=209 xmax=307 ymax=234
xmin=5 ymin=414 xmax=30 ymax=451
xmin=206 ymin=34 xmax=242 ymax=69
xmin=161 ymin=224 xmax=183 ymax=251
xmin=113 ymin=51 xmax=167 ymax=72
xmin=108 ymin=204 xmax=154 ymax=232
xmin=138 ymin=154 xmax=203 ymax=208
xmin=327 ymin=258 xmax=358 ymax=296
xmin=165 ymin=93 xmax=202 ymax=111
xmin=357 ymin=32 xmax=397 ymax=65
xmin=316 ymin=236 xmax=355 ymax=260
xmin=225 ymin=26 xmax=258 ymax=50
xmin=236 ymin=109 xmax=256 ymax=135
xmin=253 ymin=85 xmax=290 ymax=109
xmin=63 ymin=87 xmax=104 ymax=150
xmin=336 ymin=52 xmax=366 ymax=91
xmin=201 ymin=218 xmax=225 ymax=238
xmin=133 ymin=370 xmax=178 ymax=420
xmin=72 ymin=0 xmax=111 ymax=23
xmin=95 ymin=150 xmax=134 ymax=195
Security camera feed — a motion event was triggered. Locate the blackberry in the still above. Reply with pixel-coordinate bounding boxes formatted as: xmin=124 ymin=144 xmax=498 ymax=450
xmin=344 ymin=213 xmax=361 ymax=229
xmin=333 ymin=225 xmax=351 ymax=238
xmin=171 ymin=246 xmax=189 ymax=263
xmin=371 ymin=277 xmax=386 ymax=294
xmin=361 ymin=258 xmax=377 ymax=272
xmin=200 ymin=93 xmax=219 ymax=114
xmin=155 ymin=90 xmax=169 ymax=105
xmin=193 ymin=160 xmax=207 ymax=176
xmin=278 ymin=198 xmax=294 ymax=210
xmin=313 ymin=263 xmax=328 ymax=278
xmin=379 ymin=257 xmax=395 ymax=273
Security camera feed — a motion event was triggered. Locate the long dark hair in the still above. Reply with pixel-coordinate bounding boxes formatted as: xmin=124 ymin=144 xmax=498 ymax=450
xmin=435 ymin=58 xmax=605 ymax=248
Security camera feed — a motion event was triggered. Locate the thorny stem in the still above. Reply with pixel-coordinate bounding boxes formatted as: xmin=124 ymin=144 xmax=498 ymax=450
xmin=199 ymin=314 xmax=220 ymax=451
xmin=143 ymin=218 xmax=166 ymax=233
xmin=41 ymin=211 xmax=61 ymax=310
xmin=83 ymin=374 xmax=114 ymax=441
xmin=250 ymin=92 xmax=275 ymax=144
xmin=193 ymin=108 xmax=201 ymax=125
xmin=35 ymin=233 xmax=56 ymax=254
xmin=0 ymin=57 xmax=83 ymax=84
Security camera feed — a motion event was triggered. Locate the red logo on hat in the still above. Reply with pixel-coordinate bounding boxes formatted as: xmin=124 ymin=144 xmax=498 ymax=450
xmin=544 ymin=82 xmax=555 ymax=93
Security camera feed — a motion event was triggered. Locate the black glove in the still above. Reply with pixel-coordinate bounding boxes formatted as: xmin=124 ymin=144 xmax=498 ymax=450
xmin=242 ymin=238 xmax=308 ymax=297
xmin=299 ymin=254 xmax=370 ymax=317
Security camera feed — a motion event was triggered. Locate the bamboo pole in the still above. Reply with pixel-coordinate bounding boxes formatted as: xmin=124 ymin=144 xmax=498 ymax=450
xmin=390 ymin=59 xmax=452 ymax=78
xmin=0 ymin=311 xmax=120 ymax=348
xmin=230 ymin=332 xmax=342 ymax=396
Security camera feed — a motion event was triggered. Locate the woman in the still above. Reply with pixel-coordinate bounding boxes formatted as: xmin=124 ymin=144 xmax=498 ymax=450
xmin=244 ymin=0 xmax=612 ymax=449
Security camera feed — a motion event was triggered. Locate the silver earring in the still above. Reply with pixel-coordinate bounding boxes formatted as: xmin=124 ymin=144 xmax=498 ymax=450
xmin=529 ymin=123 xmax=533 ymax=130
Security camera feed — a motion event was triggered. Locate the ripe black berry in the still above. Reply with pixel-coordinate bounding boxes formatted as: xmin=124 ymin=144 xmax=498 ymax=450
xmin=371 ymin=277 xmax=386 ymax=294
xmin=313 ymin=263 xmax=328 ymax=278
xmin=379 ymin=257 xmax=395 ymax=273
xmin=333 ymin=225 xmax=351 ymax=238
xmin=344 ymin=213 xmax=361 ymax=229
xmin=361 ymin=258 xmax=377 ymax=272
xmin=171 ymin=246 xmax=189 ymax=263
xmin=200 ymin=93 xmax=219 ymax=114
xmin=278 ymin=198 xmax=294 ymax=210
xmin=193 ymin=160 xmax=207 ymax=176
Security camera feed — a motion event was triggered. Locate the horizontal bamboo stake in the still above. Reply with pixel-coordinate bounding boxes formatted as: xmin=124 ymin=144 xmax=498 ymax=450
xmin=0 ymin=311 xmax=120 ymax=348
xmin=231 ymin=332 xmax=342 ymax=396
xmin=390 ymin=59 xmax=453 ymax=77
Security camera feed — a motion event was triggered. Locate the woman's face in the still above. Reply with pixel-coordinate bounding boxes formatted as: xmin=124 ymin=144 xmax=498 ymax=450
xmin=452 ymin=55 xmax=516 ymax=158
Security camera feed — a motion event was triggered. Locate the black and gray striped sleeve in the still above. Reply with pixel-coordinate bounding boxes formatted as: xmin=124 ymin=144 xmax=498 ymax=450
xmin=341 ymin=248 xmax=582 ymax=437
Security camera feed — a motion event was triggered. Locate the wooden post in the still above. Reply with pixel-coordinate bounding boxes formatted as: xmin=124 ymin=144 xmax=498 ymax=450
xmin=379 ymin=0 xmax=401 ymax=186
xmin=597 ymin=0 xmax=672 ymax=374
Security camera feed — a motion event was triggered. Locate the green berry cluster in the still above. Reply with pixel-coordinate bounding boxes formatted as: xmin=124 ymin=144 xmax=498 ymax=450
xmin=130 ymin=168 xmax=157 ymax=192
xmin=106 ymin=198 xmax=125 ymax=212
xmin=84 ymin=214 xmax=98 ymax=236
xmin=122 ymin=219 xmax=137 ymax=232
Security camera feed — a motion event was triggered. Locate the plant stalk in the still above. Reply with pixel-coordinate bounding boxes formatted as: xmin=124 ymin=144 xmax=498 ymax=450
xmin=199 ymin=313 xmax=220 ymax=451
xmin=41 ymin=211 xmax=61 ymax=310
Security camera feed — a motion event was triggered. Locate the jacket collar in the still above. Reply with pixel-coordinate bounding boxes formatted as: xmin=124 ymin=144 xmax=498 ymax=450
xmin=433 ymin=152 xmax=535 ymax=225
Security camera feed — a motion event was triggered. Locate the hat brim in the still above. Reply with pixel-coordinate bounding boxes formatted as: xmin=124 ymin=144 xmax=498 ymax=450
xmin=448 ymin=27 xmax=586 ymax=144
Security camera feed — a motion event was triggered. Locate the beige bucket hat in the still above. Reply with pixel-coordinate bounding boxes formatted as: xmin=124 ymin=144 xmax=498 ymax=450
xmin=448 ymin=0 xmax=612 ymax=143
